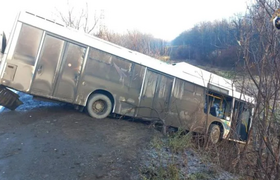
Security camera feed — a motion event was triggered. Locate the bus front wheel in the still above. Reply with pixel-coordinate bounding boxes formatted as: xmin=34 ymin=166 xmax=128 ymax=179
xmin=209 ymin=124 xmax=221 ymax=144
xmin=87 ymin=94 xmax=112 ymax=119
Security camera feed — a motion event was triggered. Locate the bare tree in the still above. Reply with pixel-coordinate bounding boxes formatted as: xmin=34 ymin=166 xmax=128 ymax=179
xmin=231 ymin=0 xmax=280 ymax=179
xmin=56 ymin=1 xmax=103 ymax=34
xmin=56 ymin=1 xmax=168 ymax=60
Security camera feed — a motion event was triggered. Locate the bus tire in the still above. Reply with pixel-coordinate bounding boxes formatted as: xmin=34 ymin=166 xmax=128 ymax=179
xmin=87 ymin=94 xmax=112 ymax=119
xmin=209 ymin=124 xmax=221 ymax=144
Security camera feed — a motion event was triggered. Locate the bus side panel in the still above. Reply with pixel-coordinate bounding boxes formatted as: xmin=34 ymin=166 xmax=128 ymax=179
xmin=168 ymin=79 xmax=205 ymax=132
xmin=76 ymin=47 xmax=144 ymax=116
xmin=1 ymin=23 xmax=43 ymax=92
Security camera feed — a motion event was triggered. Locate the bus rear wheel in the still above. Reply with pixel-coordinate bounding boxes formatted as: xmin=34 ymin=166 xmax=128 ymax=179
xmin=209 ymin=124 xmax=221 ymax=144
xmin=87 ymin=94 xmax=112 ymax=119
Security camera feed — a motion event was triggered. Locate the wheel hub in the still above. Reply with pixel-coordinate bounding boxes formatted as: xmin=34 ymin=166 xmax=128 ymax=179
xmin=92 ymin=100 xmax=105 ymax=113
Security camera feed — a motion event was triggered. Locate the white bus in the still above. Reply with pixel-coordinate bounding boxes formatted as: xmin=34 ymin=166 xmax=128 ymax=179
xmin=0 ymin=11 xmax=254 ymax=143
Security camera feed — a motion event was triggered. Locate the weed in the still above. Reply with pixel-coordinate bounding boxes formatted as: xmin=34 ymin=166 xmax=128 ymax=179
xmin=141 ymin=129 xmax=239 ymax=180
xmin=151 ymin=128 xmax=193 ymax=153
xmin=141 ymin=163 xmax=181 ymax=180
xmin=167 ymin=129 xmax=193 ymax=153
xmin=141 ymin=129 xmax=193 ymax=180
xmin=150 ymin=135 xmax=164 ymax=150
xmin=187 ymin=172 xmax=211 ymax=180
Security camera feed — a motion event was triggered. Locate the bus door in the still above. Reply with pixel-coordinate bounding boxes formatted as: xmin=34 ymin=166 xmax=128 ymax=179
xmin=31 ymin=35 xmax=64 ymax=97
xmin=152 ymin=75 xmax=173 ymax=119
xmin=234 ymin=101 xmax=251 ymax=141
xmin=31 ymin=35 xmax=86 ymax=102
xmin=53 ymin=42 xmax=86 ymax=102
xmin=138 ymin=70 xmax=173 ymax=119
xmin=138 ymin=70 xmax=159 ymax=118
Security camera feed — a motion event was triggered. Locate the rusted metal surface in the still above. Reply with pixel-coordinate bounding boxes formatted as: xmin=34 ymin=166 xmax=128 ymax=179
xmin=0 ymin=85 xmax=22 ymax=110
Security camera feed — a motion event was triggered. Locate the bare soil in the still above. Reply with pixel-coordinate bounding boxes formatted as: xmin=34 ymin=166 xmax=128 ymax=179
xmin=0 ymin=95 xmax=161 ymax=180
xmin=0 ymin=93 xmax=239 ymax=180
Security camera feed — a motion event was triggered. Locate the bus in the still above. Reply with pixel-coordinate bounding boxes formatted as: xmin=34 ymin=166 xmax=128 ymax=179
xmin=0 ymin=11 xmax=254 ymax=143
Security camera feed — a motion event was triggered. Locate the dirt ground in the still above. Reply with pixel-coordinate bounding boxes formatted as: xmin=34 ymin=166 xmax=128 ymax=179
xmin=0 ymin=94 xmax=161 ymax=180
xmin=0 ymin=93 xmax=239 ymax=180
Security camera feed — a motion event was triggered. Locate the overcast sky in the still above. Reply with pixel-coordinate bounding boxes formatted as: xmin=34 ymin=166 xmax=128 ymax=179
xmin=0 ymin=0 xmax=249 ymax=41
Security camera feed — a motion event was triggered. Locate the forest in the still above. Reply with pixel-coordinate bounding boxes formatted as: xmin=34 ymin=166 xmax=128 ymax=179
xmin=56 ymin=0 xmax=276 ymax=70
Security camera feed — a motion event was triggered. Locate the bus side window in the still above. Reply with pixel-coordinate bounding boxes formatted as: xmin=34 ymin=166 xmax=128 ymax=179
xmin=130 ymin=64 xmax=145 ymax=92
xmin=173 ymin=80 xmax=184 ymax=99
xmin=13 ymin=24 xmax=43 ymax=66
